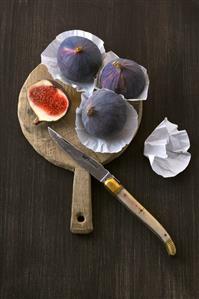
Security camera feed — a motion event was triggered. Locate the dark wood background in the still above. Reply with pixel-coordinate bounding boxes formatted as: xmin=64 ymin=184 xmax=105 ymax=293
xmin=1 ymin=0 xmax=199 ymax=298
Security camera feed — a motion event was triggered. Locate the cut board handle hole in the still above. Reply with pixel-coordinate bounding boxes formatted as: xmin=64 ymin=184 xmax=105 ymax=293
xmin=77 ymin=213 xmax=85 ymax=223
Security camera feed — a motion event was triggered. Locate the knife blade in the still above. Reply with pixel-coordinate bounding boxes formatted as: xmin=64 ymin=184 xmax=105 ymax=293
xmin=48 ymin=127 xmax=176 ymax=256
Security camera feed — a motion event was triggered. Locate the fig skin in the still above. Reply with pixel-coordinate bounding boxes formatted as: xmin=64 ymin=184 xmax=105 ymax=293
xmin=100 ymin=58 xmax=146 ymax=99
xmin=81 ymin=89 xmax=127 ymax=138
xmin=57 ymin=36 xmax=102 ymax=83
xmin=27 ymin=80 xmax=70 ymax=124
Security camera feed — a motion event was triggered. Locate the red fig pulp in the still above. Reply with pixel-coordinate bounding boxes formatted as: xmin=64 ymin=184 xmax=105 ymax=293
xmin=27 ymin=80 xmax=69 ymax=124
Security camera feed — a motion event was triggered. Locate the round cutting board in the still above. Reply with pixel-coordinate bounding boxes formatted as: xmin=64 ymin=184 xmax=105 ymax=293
xmin=18 ymin=64 xmax=143 ymax=234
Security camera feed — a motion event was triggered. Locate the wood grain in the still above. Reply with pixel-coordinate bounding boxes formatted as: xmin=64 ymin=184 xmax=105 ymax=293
xmin=17 ymin=64 xmax=142 ymax=234
xmin=1 ymin=0 xmax=199 ymax=298
xmin=71 ymin=167 xmax=93 ymax=233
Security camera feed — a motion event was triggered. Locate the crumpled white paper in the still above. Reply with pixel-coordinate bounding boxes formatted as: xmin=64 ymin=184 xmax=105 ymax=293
xmin=144 ymin=118 xmax=191 ymax=178
xmin=75 ymin=92 xmax=138 ymax=153
xmin=41 ymin=29 xmax=106 ymax=94
xmin=96 ymin=51 xmax=150 ymax=102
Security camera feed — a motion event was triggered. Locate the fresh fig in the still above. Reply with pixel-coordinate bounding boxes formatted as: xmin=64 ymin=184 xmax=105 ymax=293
xmin=81 ymin=89 xmax=127 ymax=138
xmin=99 ymin=58 xmax=146 ymax=99
xmin=57 ymin=36 xmax=102 ymax=83
xmin=27 ymin=80 xmax=69 ymax=124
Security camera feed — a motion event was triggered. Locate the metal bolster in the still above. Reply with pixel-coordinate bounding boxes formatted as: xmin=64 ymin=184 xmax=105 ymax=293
xmin=104 ymin=177 xmax=123 ymax=194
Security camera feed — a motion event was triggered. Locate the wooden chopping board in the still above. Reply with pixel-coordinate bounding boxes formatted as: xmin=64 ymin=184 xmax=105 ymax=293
xmin=18 ymin=64 xmax=143 ymax=234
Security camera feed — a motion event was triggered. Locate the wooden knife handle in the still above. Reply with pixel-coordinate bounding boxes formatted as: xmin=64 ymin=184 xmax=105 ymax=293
xmin=70 ymin=167 xmax=93 ymax=234
xmin=104 ymin=178 xmax=176 ymax=256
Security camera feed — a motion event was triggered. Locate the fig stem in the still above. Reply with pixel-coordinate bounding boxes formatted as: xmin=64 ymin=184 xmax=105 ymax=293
xmin=87 ymin=106 xmax=95 ymax=116
xmin=112 ymin=61 xmax=122 ymax=69
xmin=75 ymin=46 xmax=83 ymax=53
xmin=33 ymin=117 xmax=41 ymax=125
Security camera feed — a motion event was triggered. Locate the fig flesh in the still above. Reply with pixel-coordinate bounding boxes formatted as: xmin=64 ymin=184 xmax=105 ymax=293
xmin=57 ymin=36 xmax=102 ymax=83
xmin=100 ymin=58 xmax=146 ymax=99
xmin=81 ymin=89 xmax=127 ymax=138
xmin=27 ymin=80 xmax=69 ymax=124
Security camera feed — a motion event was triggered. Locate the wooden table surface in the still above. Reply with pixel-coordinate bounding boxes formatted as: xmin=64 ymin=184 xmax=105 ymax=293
xmin=1 ymin=0 xmax=199 ymax=298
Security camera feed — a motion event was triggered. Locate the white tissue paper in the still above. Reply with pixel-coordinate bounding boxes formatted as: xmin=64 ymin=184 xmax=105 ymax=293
xmin=96 ymin=51 xmax=150 ymax=101
xmin=41 ymin=29 xmax=149 ymax=99
xmin=144 ymin=118 xmax=191 ymax=178
xmin=75 ymin=93 xmax=138 ymax=153
xmin=41 ymin=29 xmax=106 ymax=94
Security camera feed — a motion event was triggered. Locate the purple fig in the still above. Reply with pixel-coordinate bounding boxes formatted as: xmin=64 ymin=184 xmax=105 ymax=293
xmin=57 ymin=36 xmax=102 ymax=83
xmin=100 ymin=58 xmax=146 ymax=99
xmin=81 ymin=89 xmax=127 ymax=138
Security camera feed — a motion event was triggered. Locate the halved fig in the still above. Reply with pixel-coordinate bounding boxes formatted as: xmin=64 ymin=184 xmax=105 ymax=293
xmin=27 ymin=80 xmax=69 ymax=124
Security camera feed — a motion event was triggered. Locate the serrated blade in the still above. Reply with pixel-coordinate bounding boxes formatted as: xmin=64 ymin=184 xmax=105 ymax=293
xmin=48 ymin=127 xmax=112 ymax=182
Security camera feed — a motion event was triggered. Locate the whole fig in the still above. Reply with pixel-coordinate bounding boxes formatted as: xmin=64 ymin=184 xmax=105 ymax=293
xmin=100 ymin=58 xmax=146 ymax=99
xmin=81 ymin=89 xmax=127 ymax=138
xmin=57 ymin=36 xmax=102 ymax=83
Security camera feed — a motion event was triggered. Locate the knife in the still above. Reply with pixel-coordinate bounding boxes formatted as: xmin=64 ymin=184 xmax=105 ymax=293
xmin=48 ymin=127 xmax=176 ymax=256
